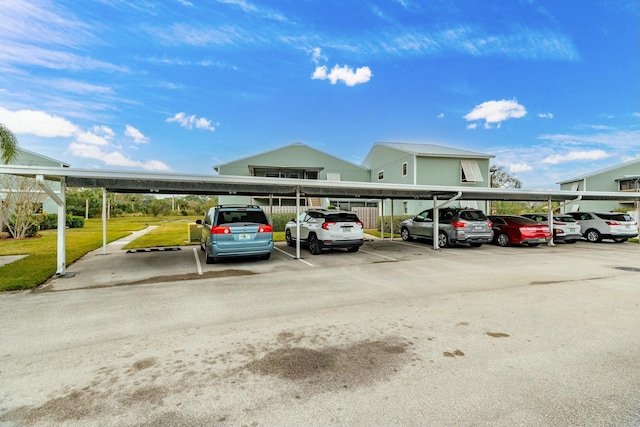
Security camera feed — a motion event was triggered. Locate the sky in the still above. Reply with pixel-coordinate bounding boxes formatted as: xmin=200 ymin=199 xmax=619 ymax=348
xmin=0 ymin=0 xmax=638 ymax=190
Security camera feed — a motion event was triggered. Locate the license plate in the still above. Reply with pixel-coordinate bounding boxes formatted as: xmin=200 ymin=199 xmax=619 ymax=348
xmin=473 ymin=225 xmax=483 ymax=230
xmin=238 ymin=233 xmax=251 ymax=240
xmin=342 ymin=226 xmax=353 ymax=232
xmin=569 ymin=228 xmax=576 ymax=232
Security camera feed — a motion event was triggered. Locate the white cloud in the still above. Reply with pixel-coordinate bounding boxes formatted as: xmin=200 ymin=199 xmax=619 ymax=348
xmin=437 ymin=113 xmax=445 ymax=119
xmin=312 ymin=64 xmax=372 ymax=86
xmin=166 ymin=112 xmax=217 ymax=131
xmin=310 ymin=47 xmax=327 ymax=65
xmin=538 ymin=113 xmax=553 ymax=119
xmin=466 ymin=123 xmax=478 ymax=130
xmin=464 ymin=99 xmax=527 ymax=128
xmin=125 ymin=125 xmax=150 ymax=144
xmin=69 ymin=142 xmax=170 ymax=171
xmin=542 ymin=149 xmax=609 ymax=164
xmin=509 ymin=162 xmax=533 ymax=173
xmin=0 ymin=106 xmax=78 ymax=137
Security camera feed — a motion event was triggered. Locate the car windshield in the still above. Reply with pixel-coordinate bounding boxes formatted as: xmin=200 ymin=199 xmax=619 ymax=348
xmin=325 ymin=212 xmax=360 ymax=223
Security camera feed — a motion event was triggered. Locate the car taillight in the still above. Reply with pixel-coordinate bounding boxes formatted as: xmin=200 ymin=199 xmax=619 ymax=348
xmin=258 ymin=225 xmax=273 ymax=233
xmin=606 ymin=221 xmax=621 ymax=226
xmin=322 ymin=221 xmax=336 ymax=230
xmin=488 ymin=221 xmax=492 ymax=228
xmin=211 ymin=226 xmax=231 ymax=234
xmin=356 ymin=221 xmax=364 ymax=228
xmin=451 ymin=221 xmax=466 ymax=228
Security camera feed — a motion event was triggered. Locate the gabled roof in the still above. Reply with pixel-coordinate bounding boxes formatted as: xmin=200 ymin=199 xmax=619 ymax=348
xmin=557 ymin=157 xmax=640 ymax=184
xmin=12 ymin=147 xmax=70 ymax=167
xmin=214 ymin=142 xmax=368 ymax=172
xmin=373 ymin=142 xmax=494 ymax=159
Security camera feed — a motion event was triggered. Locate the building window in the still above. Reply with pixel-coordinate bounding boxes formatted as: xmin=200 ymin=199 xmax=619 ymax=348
xmin=378 ymin=170 xmax=384 ymax=181
xmin=403 ymin=201 xmax=408 ymax=214
xmin=289 ymin=173 xmax=299 ymax=179
xmin=265 ymin=172 xmax=280 ymax=178
xmin=619 ymin=179 xmax=639 ymax=191
xmin=402 ymin=162 xmax=408 ymax=177
xmin=460 ymin=160 xmax=484 ymax=183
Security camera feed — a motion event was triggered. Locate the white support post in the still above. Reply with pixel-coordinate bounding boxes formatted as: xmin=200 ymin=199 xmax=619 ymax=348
xmin=102 ymin=188 xmax=108 ymax=255
xmin=36 ymin=175 xmax=66 ymax=276
xmin=380 ymin=199 xmax=385 ymax=240
xmin=390 ymin=199 xmax=394 ymax=241
xmin=547 ymin=197 xmax=555 ymax=246
xmin=295 ymin=186 xmax=301 ymax=259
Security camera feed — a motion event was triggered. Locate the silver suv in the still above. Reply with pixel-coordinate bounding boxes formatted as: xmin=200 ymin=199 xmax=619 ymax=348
xmin=567 ymin=212 xmax=638 ymax=243
xmin=285 ymin=209 xmax=364 ymax=254
xmin=400 ymin=207 xmax=493 ymax=247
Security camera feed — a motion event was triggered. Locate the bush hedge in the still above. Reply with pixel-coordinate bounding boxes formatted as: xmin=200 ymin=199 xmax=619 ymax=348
xmin=376 ymin=215 xmax=413 ymax=233
xmin=38 ymin=214 xmax=85 ymax=230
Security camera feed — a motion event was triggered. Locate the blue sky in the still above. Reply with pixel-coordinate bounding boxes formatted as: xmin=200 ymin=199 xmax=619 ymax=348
xmin=1 ymin=0 xmax=638 ymax=190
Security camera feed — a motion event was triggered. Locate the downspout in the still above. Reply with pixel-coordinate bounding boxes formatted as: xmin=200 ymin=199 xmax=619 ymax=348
xmin=36 ymin=175 xmax=66 ymax=276
xmin=432 ymin=192 xmax=463 ymax=250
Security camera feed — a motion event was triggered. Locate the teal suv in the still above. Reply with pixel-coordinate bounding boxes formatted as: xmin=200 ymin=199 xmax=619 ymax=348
xmin=197 ymin=205 xmax=273 ymax=263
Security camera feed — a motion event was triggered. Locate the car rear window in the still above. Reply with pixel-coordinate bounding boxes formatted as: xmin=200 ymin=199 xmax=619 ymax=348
xmin=555 ymin=215 xmax=577 ymax=222
xmin=217 ymin=210 xmax=268 ymax=225
xmin=459 ymin=210 xmax=488 ymax=221
xmin=325 ymin=213 xmax=361 ymax=223
xmin=595 ymin=213 xmax=630 ymax=222
xmin=509 ymin=216 xmax=538 ymax=225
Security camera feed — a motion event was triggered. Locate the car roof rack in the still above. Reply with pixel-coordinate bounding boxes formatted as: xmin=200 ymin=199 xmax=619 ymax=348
xmin=216 ymin=204 xmax=262 ymax=209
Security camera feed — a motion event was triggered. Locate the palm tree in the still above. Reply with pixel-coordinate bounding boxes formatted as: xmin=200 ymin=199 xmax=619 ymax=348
xmin=0 ymin=123 xmax=19 ymax=164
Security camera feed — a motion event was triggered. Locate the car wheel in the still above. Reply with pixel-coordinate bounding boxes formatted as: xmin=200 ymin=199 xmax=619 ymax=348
xmin=469 ymin=242 xmax=482 ymax=248
xmin=260 ymin=253 xmax=271 ymax=260
xmin=496 ymin=233 xmax=510 ymax=247
xmin=308 ymin=234 xmax=322 ymax=255
xmin=205 ymin=246 xmax=216 ymax=264
xmin=613 ymin=237 xmax=628 ymax=243
xmin=401 ymin=227 xmax=412 ymax=241
xmin=437 ymin=231 xmax=448 ymax=248
xmin=347 ymin=246 xmax=360 ymax=252
xmin=285 ymin=229 xmax=294 ymax=247
xmin=585 ymin=229 xmax=602 ymax=243
xmin=199 ymin=241 xmax=205 ymax=252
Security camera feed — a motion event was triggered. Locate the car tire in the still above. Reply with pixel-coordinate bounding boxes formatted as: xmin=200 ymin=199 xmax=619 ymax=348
xmin=469 ymin=242 xmax=483 ymax=248
xmin=613 ymin=237 xmax=628 ymax=243
xmin=347 ymin=246 xmax=360 ymax=252
xmin=496 ymin=233 xmax=510 ymax=247
xmin=565 ymin=240 xmax=577 ymax=244
xmin=401 ymin=227 xmax=412 ymax=241
xmin=308 ymin=234 xmax=322 ymax=255
xmin=260 ymin=253 xmax=271 ymax=260
xmin=200 ymin=241 xmax=205 ymax=252
xmin=205 ymin=246 xmax=216 ymax=264
xmin=285 ymin=229 xmax=294 ymax=247
xmin=437 ymin=231 xmax=448 ymax=248
xmin=585 ymin=229 xmax=602 ymax=243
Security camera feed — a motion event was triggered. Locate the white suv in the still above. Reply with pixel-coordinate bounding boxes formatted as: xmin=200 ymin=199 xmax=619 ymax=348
xmin=568 ymin=212 xmax=638 ymax=243
xmin=285 ymin=209 xmax=364 ymax=254
xmin=521 ymin=213 xmax=582 ymax=244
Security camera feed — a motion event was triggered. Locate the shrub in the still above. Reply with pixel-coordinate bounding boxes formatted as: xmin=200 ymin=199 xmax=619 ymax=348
xmin=268 ymin=213 xmax=295 ymax=232
xmin=376 ymin=215 xmax=413 ymax=233
xmin=38 ymin=214 xmax=85 ymax=230
xmin=67 ymin=216 xmax=85 ymax=228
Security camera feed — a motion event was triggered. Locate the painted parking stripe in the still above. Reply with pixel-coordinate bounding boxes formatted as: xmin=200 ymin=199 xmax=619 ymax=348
xmin=193 ymin=247 xmax=203 ymax=276
xmin=359 ymin=249 xmax=397 ymax=261
xmin=273 ymin=246 xmax=314 ymax=266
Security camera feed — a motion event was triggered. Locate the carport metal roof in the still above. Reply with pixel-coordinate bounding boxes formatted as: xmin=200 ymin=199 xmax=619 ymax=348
xmin=2 ymin=164 xmax=639 ymax=278
xmin=3 ymin=164 xmax=640 ymax=202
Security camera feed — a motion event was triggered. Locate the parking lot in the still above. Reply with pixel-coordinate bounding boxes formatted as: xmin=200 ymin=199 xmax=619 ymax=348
xmin=1 ymin=237 xmax=640 ymax=426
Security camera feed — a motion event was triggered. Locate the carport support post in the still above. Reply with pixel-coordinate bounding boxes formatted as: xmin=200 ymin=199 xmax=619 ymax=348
xmin=380 ymin=199 xmax=384 ymax=241
xmin=433 ymin=195 xmax=439 ymax=250
xmin=102 ymin=188 xmax=108 ymax=255
xmin=547 ymin=197 xmax=555 ymax=246
xmin=36 ymin=175 xmax=66 ymax=276
xmin=295 ymin=186 xmax=301 ymax=259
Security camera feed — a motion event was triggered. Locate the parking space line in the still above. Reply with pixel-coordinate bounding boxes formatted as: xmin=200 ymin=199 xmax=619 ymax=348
xmin=273 ymin=246 xmax=314 ymax=266
xmin=193 ymin=247 xmax=203 ymax=276
xmin=359 ymin=249 xmax=397 ymax=261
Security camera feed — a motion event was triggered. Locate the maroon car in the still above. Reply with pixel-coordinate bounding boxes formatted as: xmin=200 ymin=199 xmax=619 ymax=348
xmin=488 ymin=215 xmax=553 ymax=247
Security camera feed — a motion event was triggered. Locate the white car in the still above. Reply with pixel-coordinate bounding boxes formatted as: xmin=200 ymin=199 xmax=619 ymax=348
xmin=568 ymin=212 xmax=638 ymax=243
xmin=285 ymin=209 xmax=364 ymax=254
xmin=521 ymin=213 xmax=582 ymax=244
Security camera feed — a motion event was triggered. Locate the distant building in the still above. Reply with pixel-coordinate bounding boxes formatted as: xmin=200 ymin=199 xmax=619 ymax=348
xmin=214 ymin=141 xmax=494 ymax=214
xmin=1 ymin=148 xmax=69 ymax=214
xmin=558 ymin=158 xmax=640 ymax=213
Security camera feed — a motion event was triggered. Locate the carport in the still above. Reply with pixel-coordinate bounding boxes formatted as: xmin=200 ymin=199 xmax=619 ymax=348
xmin=1 ymin=164 xmax=639 ymax=276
